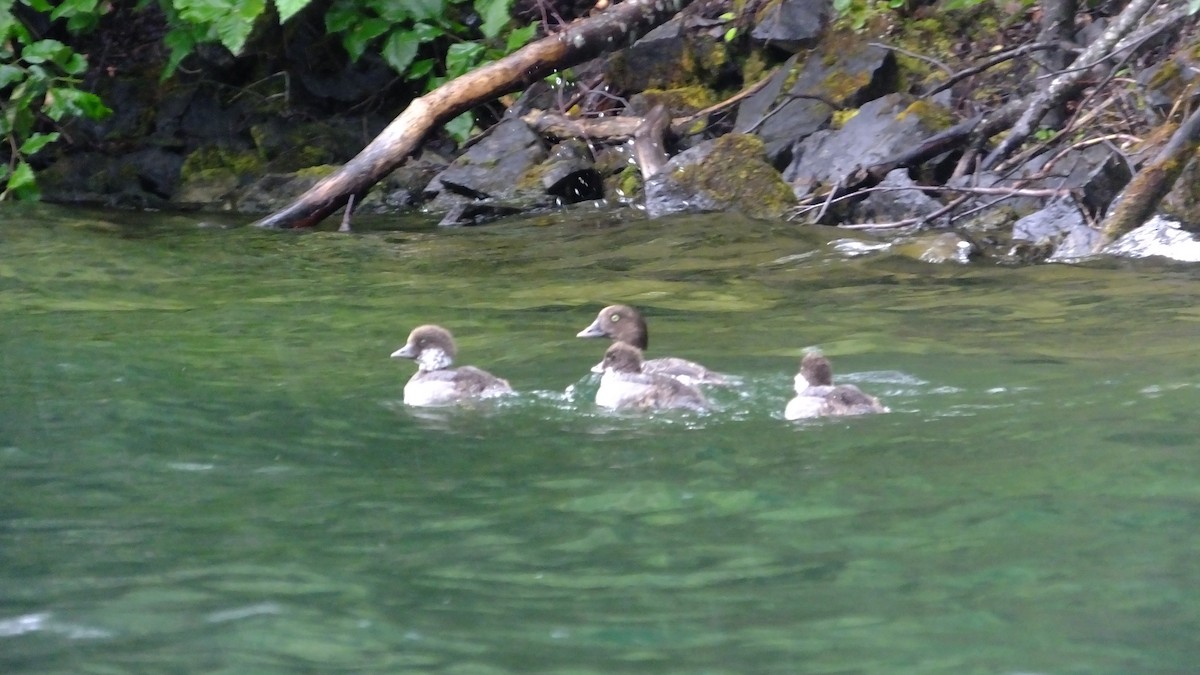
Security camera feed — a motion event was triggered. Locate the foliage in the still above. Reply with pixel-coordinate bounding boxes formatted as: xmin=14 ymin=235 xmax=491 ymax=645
xmin=1 ymin=0 xmax=112 ymax=200
xmin=161 ymin=0 xmax=538 ymax=143
xmin=832 ymin=0 xmax=991 ymax=30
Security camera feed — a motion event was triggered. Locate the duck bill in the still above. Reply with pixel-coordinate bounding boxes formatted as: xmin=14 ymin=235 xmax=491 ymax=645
xmin=590 ymin=360 xmax=606 ymax=374
xmin=576 ymin=318 xmax=607 ymax=338
xmin=391 ymin=344 xmax=417 ymax=359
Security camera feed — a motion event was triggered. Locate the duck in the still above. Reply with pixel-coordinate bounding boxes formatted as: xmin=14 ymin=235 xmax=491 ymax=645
xmin=784 ymin=351 xmax=888 ymax=420
xmin=576 ymin=304 xmax=729 ymax=385
xmin=593 ymin=342 xmax=711 ymax=412
xmin=390 ymin=325 xmax=514 ymax=406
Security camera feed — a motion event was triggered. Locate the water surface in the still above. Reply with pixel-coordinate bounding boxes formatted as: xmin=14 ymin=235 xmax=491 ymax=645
xmin=2 ymin=203 xmax=1199 ymax=674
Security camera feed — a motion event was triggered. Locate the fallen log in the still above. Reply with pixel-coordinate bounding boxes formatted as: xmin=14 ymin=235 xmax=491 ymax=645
xmin=253 ymin=0 xmax=695 ymax=229
xmin=1093 ymin=105 xmax=1200 ymax=251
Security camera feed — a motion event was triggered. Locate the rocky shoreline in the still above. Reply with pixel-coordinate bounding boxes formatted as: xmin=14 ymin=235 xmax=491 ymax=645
xmin=34 ymin=0 xmax=1200 ymax=262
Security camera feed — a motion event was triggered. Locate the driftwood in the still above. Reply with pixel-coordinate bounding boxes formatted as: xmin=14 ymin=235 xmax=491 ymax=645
xmin=632 ymin=104 xmax=670 ymax=180
xmin=981 ymin=0 xmax=1170 ymax=170
xmin=1094 ymin=104 xmax=1200 ymax=251
xmin=253 ymin=0 xmax=695 ymax=229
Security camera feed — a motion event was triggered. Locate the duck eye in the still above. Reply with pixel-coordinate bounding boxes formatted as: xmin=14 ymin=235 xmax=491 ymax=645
xmin=610 ymin=314 xmax=620 ymax=322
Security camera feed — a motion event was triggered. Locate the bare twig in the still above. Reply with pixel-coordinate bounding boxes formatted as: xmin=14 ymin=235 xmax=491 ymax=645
xmin=870 ymin=41 xmax=953 ymax=75
xmin=981 ymin=0 xmax=1163 ymax=170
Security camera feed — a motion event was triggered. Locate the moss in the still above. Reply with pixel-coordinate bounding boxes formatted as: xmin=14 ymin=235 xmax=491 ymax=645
xmin=741 ymin=49 xmax=770 ymax=86
xmin=638 ymin=86 xmax=719 ymax=114
xmin=181 ymin=147 xmax=264 ymax=182
xmin=292 ymin=165 xmax=339 ymax=179
xmin=830 ymin=109 xmax=858 ymax=131
xmin=1146 ymin=59 xmax=1182 ymax=91
xmin=896 ymin=99 xmax=954 ymax=131
xmin=821 ymin=70 xmax=872 ymax=105
xmin=613 ymin=165 xmax=643 ymax=201
xmin=672 ymin=134 xmax=795 ymax=219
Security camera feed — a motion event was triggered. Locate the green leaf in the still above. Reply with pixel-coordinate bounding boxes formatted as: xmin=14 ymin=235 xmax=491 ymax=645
xmin=21 ymin=39 xmax=71 ymax=65
xmin=474 ymin=0 xmax=511 ymax=39
xmin=63 ymin=52 xmax=88 ymax=75
xmin=24 ymin=0 xmax=53 ymax=12
xmin=382 ymin=29 xmax=419 ymax=74
xmin=445 ymin=111 xmax=474 ymax=145
xmin=404 ymin=0 xmax=445 ymax=21
xmin=162 ymin=27 xmax=197 ymax=77
xmin=342 ymin=17 xmax=390 ymax=61
xmin=324 ymin=1 xmax=359 ymax=32
xmin=274 ymin=0 xmax=310 ymax=23
xmin=0 ymin=64 xmax=25 ymax=88
xmin=6 ymin=161 xmax=40 ymax=201
xmin=505 ymin=22 xmax=536 ymax=52
xmin=406 ymin=57 xmax=434 ymax=80
xmin=446 ymin=41 xmax=484 ymax=78
xmin=410 ymin=22 xmax=443 ymax=43
xmin=19 ymin=131 xmax=60 ymax=155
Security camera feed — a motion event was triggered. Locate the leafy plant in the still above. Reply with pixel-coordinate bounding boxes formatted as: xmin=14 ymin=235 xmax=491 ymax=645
xmin=1 ymin=0 xmax=112 ymax=200
xmin=161 ymin=0 xmax=537 ymax=143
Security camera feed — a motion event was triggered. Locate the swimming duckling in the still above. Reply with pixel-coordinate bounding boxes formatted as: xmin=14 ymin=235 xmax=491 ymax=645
xmin=785 ymin=351 xmax=888 ymax=420
xmin=391 ymin=325 xmax=513 ymax=406
xmin=576 ymin=304 xmax=729 ymax=385
xmin=594 ymin=342 xmax=711 ymax=412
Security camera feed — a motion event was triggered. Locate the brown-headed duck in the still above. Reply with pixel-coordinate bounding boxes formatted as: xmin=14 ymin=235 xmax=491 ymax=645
xmin=576 ymin=304 xmax=729 ymax=385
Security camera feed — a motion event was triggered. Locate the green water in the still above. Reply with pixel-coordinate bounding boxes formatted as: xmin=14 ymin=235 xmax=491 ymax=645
xmin=2 ymin=203 xmax=1198 ymax=674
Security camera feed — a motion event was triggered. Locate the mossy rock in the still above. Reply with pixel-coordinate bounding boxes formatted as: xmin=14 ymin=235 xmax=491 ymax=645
xmin=646 ymin=133 xmax=796 ymax=219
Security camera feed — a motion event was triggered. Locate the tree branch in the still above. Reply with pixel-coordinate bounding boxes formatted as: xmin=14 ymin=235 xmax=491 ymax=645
xmin=253 ymin=0 xmax=695 ymax=229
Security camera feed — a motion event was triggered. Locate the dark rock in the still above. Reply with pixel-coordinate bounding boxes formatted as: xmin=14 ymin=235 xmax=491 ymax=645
xmin=783 ymin=94 xmax=950 ymax=195
xmin=751 ymin=0 xmax=833 ymax=53
xmin=737 ymin=39 xmax=897 ymax=165
xmin=1020 ymin=144 xmax=1131 ymax=220
xmin=604 ymin=17 xmax=732 ymax=92
xmin=425 ymin=119 xmax=549 ymax=209
xmin=644 ymin=133 xmax=796 ymax=219
xmin=40 ymin=151 xmax=172 ymax=208
xmin=539 ymin=140 xmax=604 ymax=204
xmin=359 ymin=154 xmax=447 ymax=212
xmin=126 ymin=148 xmax=184 ymax=198
xmin=852 ymin=168 xmax=944 ymax=225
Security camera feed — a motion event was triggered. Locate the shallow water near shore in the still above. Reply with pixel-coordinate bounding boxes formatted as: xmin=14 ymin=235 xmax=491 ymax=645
xmin=2 ymin=203 xmax=1199 ymax=674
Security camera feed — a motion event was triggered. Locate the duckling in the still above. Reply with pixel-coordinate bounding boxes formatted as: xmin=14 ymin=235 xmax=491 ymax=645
xmin=391 ymin=325 xmax=513 ymax=406
xmin=785 ymin=351 xmax=888 ymax=420
xmin=594 ymin=342 xmax=710 ymax=412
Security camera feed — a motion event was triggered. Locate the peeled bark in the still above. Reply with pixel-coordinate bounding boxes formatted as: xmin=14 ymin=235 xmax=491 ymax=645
xmin=1094 ymin=106 xmax=1200 ymax=251
xmin=253 ymin=0 xmax=693 ymax=229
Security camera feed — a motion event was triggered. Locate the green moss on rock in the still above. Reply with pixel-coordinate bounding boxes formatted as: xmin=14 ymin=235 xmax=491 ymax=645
xmin=671 ymin=134 xmax=795 ymax=219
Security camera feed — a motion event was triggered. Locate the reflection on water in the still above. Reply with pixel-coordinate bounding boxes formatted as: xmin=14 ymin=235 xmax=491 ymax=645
xmin=2 ymin=203 xmax=1199 ymax=673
